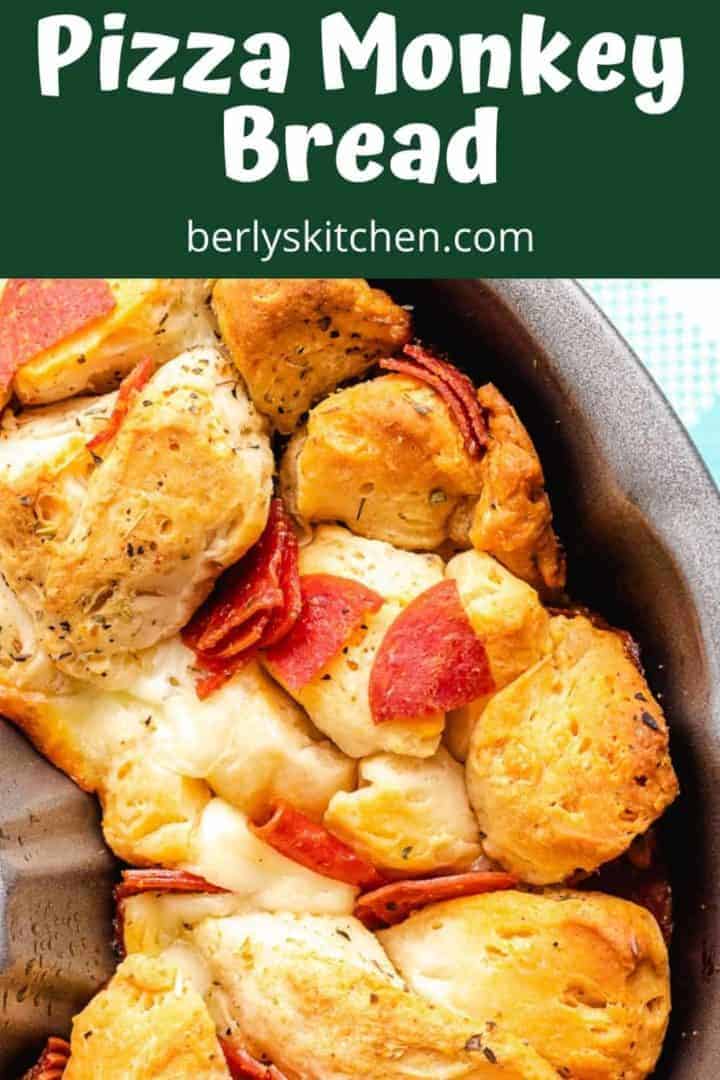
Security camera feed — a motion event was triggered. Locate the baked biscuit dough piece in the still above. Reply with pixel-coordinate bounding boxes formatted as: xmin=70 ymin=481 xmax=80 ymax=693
xmin=0 ymin=346 xmax=273 ymax=683
xmin=212 ymin=278 xmax=411 ymax=433
xmin=466 ymin=614 xmax=679 ymax=884
xmin=190 ymin=910 xmax=559 ymax=1080
xmin=263 ymin=525 xmax=446 ymax=758
xmin=444 ymin=550 xmax=551 ymax=761
xmin=282 ymin=375 xmax=564 ymax=595
xmin=9 ymin=278 xmax=215 ymax=406
xmin=324 ymin=747 xmax=482 ymax=874
xmin=0 ymin=624 xmax=355 ymax=910
xmin=188 ymin=799 xmax=356 ymax=914
xmin=102 ymin=746 xmax=212 ymax=867
xmin=380 ymin=889 xmax=670 ymax=1080
xmin=64 ymin=954 xmax=230 ymax=1080
xmin=459 ymin=383 xmax=565 ymax=594
xmin=281 ymin=373 xmax=485 ymax=550
xmin=145 ymin=643 xmax=356 ymax=823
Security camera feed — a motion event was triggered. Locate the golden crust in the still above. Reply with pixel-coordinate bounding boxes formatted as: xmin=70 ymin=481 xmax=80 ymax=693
xmin=445 ymin=550 xmax=551 ymax=760
xmin=213 ymin=278 xmax=411 ymax=433
xmin=0 ymin=347 xmax=273 ymax=683
xmin=324 ymin=747 xmax=481 ymax=874
xmin=380 ymin=889 xmax=670 ymax=1080
xmin=0 ymin=687 xmax=101 ymax=792
xmin=194 ymin=911 xmax=559 ymax=1080
xmin=466 ymin=615 xmax=679 ymax=884
xmin=282 ymin=375 xmax=564 ymax=595
xmin=100 ymin=748 xmax=212 ymax=866
xmin=64 ymin=955 xmax=230 ymax=1079
xmin=461 ymin=384 xmax=565 ymax=594
xmin=12 ymin=279 xmax=216 ymax=406
xmin=281 ymin=373 xmax=484 ymax=549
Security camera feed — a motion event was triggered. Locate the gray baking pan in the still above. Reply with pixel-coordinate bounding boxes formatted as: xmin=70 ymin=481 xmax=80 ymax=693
xmin=2 ymin=278 xmax=719 ymax=1077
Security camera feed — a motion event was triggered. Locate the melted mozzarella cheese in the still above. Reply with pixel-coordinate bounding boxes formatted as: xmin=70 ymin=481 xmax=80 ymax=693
xmin=123 ymin=892 xmax=248 ymax=957
xmin=187 ymin=799 xmax=356 ymax=914
xmin=145 ymin=648 xmax=355 ymax=820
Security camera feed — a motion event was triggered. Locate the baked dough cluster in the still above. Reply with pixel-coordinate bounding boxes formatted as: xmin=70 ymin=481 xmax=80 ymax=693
xmin=3 ymin=279 xmax=677 ymax=1080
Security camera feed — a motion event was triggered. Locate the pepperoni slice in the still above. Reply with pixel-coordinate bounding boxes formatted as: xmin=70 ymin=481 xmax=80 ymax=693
xmin=369 ymin=579 xmax=494 ymax=724
xmin=183 ymin=499 xmax=301 ymax=698
xmin=86 ymin=355 xmax=155 ymax=455
xmin=380 ymin=344 xmax=487 ymax=459
xmin=252 ymin=803 xmax=385 ymax=890
xmin=22 ymin=1037 xmax=71 ymax=1080
xmin=114 ymin=868 xmax=227 ymax=902
xmin=220 ymin=1039 xmax=288 ymax=1080
xmin=0 ymin=278 xmax=116 ymax=392
xmin=354 ymin=871 xmax=518 ymax=930
xmin=264 ymin=573 xmax=383 ymax=692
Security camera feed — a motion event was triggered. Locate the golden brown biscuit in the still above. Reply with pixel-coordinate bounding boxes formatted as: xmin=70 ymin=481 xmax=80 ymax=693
xmin=262 ymin=525 xmax=446 ymax=758
xmin=0 ymin=346 xmax=273 ymax=683
xmin=324 ymin=747 xmax=481 ymax=874
xmin=380 ymin=889 xmax=670 ymax=1080
xmin=281 ymin=373 xmax=485 ymax=550
xmin=459 ymin=384 xmax=565 ymax=594
xmin=184 ymin=909 xmax=560 ymax=1079
xmin=444 ymin=550 xmax=551 ymax=760
xmin=101 ymin=748 xmax=212 ymax=867
xmin=466 ymin=614 xmax=679 ymax=884
xmin=281 ymin=374 xmax=564 ymax=594
xmin=64 ymin=954 xmax=230 ymax=1079
xmin=10 ymin=279 xmax=215 ymax=407
xmin=213 ymin=278 xmax=411 ymax=433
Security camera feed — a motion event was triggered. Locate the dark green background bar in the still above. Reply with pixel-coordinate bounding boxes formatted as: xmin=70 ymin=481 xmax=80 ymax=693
xmin=0 ymin=1 xmax=715 ymax=275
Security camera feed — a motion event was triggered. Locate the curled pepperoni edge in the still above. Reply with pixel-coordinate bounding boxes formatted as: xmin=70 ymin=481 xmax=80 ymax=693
xmin=354 ymin=871 xmax=519 ymax=930
xmin=183 ymin=498 xmax=301 ymax=698
xmin=220 ymin=1038 xmax=289 ymax=1080
xmin=251 ymin=802 xmax=386 ymax=890
xmin=22 ymin=1037 xmax=71 ymax=1080
xmin=263 ymin=572 xmax=383 ymax=693
xmin=380 ymin=344 xmax=487 ymax=459
xmin=86 ymin=355 xmax=155 ymax=455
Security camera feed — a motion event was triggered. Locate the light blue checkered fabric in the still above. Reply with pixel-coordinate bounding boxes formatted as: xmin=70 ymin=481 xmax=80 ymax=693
xmin=582 ymin=280 xmax=720 ymax=486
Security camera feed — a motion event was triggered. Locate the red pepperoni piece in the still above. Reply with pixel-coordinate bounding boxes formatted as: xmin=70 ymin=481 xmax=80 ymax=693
xmin=369 ymin=579 xmax=494 ymax=724
xmin=354 ymin=871 xmax=518 ymax=930
xmin=22 ymin=1037 xmax=71 ymax=1080
xmin=220 ymin=1039 xmax=288 ymax=1080
xmin=114 ymin=868 xmax=227 ymax=902
xmin=182 ymin=499 xmax=301 ymax=698
xmin=0 ymin=278 xmax=115 ymax=392
xmin=251 ymin=803 xmax=385 ymax=890
xmin=264 ymin=573 xmax=383 ymax=692
xmin=262 ymin=520 xmax=302 ymax=647
xmin=403 ymin=344 xmax=486 ymax=450
xmin=86 ymin=355 xmax=155 ymax=455
xmin=380 ymin=344 xmax=487 ymax=459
